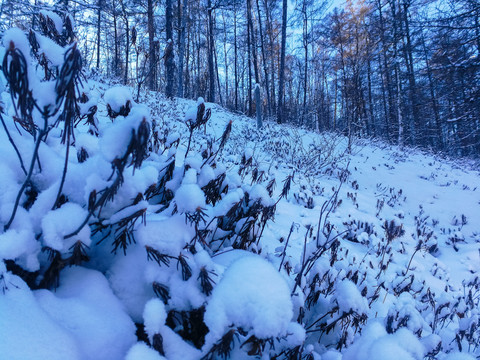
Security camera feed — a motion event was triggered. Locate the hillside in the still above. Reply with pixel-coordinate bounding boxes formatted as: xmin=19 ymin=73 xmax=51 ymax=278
xmin=1 ymin=27 xmax=480 ymax=360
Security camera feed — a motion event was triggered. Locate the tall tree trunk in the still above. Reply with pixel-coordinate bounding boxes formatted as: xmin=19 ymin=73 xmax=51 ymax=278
xmin=177 ymin=0 xmax=186 ymax=97
xmin=421 ymin=28 xmax=442 ymax=149
xmin=222 ymin=11 xmax=229 ymax=106
xmin=277 ymin=0 xmax=287 ymax=124
xmin=247 ymin=2 xmax=253 ymax=116
xmin=113 ymin=1 xmax=119 ymax=77
xmin=165 ymin=0 xmax=175 ymax=97
xmin=213 ymin=30 xmax=223 ymax=106
xmin=121 ymin=0 xmax=129 ymax=85
xmin=377 ymin=0 xmax=393 ymax=141
xmin=390 ymin=0 xmax=403 ymax=146
xmin=185 ymin=26 xmax=191 ymax=98
xmin=147 ymin=0 xmax=156 ymax=90
xmin=402 ymin=0 xmax=420 ymax=144
xmin=207 ymin=0 xmax=215 ymax=103
xmin=247 ymin=0 xmax=260 ymax=84
xmin=96 ymin=0 xmax=102 ymax=69
xmin=255 ymin=0 xmax=271 ymax=116
xmin=234 ymin=4 xmax=238 ymax=111
xmin=302 ymin=1 xmax=308 ymax=111
xmin=263 ymin=0 xmax=276 ymax=112
xmin=255 ymin=85 xmax=262 ymax=128
xmin=367 ymin=57 xmax=375 ymax=136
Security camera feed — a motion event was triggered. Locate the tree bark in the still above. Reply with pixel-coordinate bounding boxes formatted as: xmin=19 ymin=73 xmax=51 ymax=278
xmin=165 ymin=0 xmax=175 ymax=98
xmin=234 ymin=4 xmax=238 ymax=110
xmin=277 ymin=0 xmax=287 ymax=124
xmin=147 ymin=0 xmax=156 ymax=90
xmin=255 ymin=0 xmax=271 ymax=116
xmin=96 ymin=0 xmax=102 ymax=69
xmin=120 ymin=0 xmax=129 ymax=85
xmin=207 ymin=0 xmax=215 ymax=103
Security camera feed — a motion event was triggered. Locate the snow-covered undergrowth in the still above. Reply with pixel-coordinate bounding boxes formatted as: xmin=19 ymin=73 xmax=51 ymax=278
xmin=1 ymin=13 xmax=480 ymax=360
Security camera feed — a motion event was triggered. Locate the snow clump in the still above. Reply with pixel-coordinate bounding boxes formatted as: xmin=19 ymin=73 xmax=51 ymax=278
xmin=204 ymin=255 xmax=293 ymax=345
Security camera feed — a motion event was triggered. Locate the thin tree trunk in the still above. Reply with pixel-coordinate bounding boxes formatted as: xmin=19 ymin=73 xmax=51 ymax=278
xmin=96 ymin=0 xmax=102 ymax=69
xmin=255 ymin=0 xmax=271 ymax=116
xmin=222 ymin=11 xmax=229 ymax=106
xmin=213 ymin=30 xmax=223 ymax=106
xmin=177 ymin=0 xmax=187 ymax=97
xmin=264 ymin=0 xmax=276 ymax=112
xmin=147 ymin=0 xmax=156 ymax=90
xmin=402 ymin=0 xmax=420 ymax=144
xmin=390 ymin=0 xmax=403 ymax=146
xmin=277 ymin=0 xmax=287 ymax=124
xmin=302 ymin=1 xmax=308 ymax=111
xmin=367 ymin=57 xmax=375 ymax=136
xmin=421 ymin=28 xmax=442 ymax=148
xmin=165 ymin=0 xmax=175 ymax=97
xmin=234 ymin=5 xmax=238 ymax=110
xmin=113 ymin=1 xmax=119 ymax=77
xmin=207 ymin=0 xmax=215 ymax=102
xmin=247 ymin=2 xmax=253 ymax=116
xmin=377 ymin=0 xmax=393 ymax=141
xmin=121 ymin=0 xmax=129 ymax=85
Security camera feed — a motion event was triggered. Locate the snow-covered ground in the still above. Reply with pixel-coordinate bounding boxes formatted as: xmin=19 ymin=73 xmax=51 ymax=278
xmin=1 ymin=24 xmax=480 ymax=359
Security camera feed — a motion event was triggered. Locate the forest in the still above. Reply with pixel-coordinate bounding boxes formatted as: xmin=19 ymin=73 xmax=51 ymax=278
xmin=1 ymin=0 xmax=480 ymax=359
xmin=1 ymin=0 xmax=479 ymax=156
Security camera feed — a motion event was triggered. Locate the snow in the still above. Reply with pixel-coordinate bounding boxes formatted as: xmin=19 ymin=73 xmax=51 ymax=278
xmin=443 ymin=353 xmax=476 ymax=360
xmin=203 ymin=255 xmax=293 ymax=343
xmin=198 ymin=165 xmax=216 ymax=187
xmin=248 ymin=183 xmax=274 ymax=206
xmin=174 ymin=183 xmax=206 ymax=213
xmin=1 ymin=33 xmax=480 ymax=359
xmin=0 ymin=229 xmax=37 ymax=263
xmin=41 ymin=203 xmax=91 ymax=251
xmin=39 ymin=10 xmax=64 ymax=34
xmin=161 ymin=326 xmax=202 ymax=360
xmin=343 ymin=322 xmax=424 ymax=360
xmin=126 ymin=343 xmax=166 ymax=360
xmin=335 ymin=279 xmax=368 ymax=314
xmin=143 ymin=298 xmax=167 ymax=338
xmin=34 ymin=33 xmax=65 ymax=67
xmin=103 ymin=86 xmax=133 ymax=113
xmin=107 ymin=244 xmax=154 ymax=323
xmin=2 ymin=28 xmax=31 ymax=63
xmin=100 ymin=114 xmax=135 ymax=161
xmin=35 ymin=267 xmax=136 ymax=360
xmin=0 ymin=276 xmax=81 ymax=360
xmin=136 ymin=214 xmax=193 ymax=256
xmin=184 ymin=104 xmax=198 ymax=123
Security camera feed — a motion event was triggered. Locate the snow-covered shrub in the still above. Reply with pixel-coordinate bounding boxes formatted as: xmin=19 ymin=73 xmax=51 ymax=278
xmin=1 ymin=16 xmax=304 ymax=358
xmin=2 ymin=11 xmax=480 ymax=360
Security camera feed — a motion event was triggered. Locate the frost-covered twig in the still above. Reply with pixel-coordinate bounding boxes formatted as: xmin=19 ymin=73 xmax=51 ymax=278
xmin=0 ymin=112 xmax=27 ymax=175
xmin=4 ymin=111 xmax=49 ymax=231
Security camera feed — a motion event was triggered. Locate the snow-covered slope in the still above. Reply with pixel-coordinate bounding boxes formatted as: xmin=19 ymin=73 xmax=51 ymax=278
xmin=1 ymin=25 xmax=480 ymax=359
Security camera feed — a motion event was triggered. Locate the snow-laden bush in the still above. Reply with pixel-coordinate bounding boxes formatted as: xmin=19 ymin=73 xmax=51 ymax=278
xmin=2 ymin=10 xmax=480 ymax=360
xmin=0 ymin=15 xmax=302 ymax=360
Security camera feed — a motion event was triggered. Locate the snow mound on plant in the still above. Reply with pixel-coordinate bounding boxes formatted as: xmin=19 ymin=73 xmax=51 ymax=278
xmin=103 ymin=86 xmax=133 ymax=113
xmin=143 ymin=298 xmax=167 ymax=338
xmin=335 ymin=279 xmax=368 ymax=314
xmin=0 ymin=275 xmax=81 ymax=360
xmin=175 ymin=183 xmax=206 ymax=213
xmin=204 ymin=255 xmax=293 ymax=343
xmin=35 ymin=267 xmax=136 ymax=360
xmin=126 ymin=343 xmax=166 ymax=360
xmin=41 ymin=203 xmax=91 ymax=251
xmin=100 ymin=104 xmax=150 ymax=162
xmin=442 ymin=353 xmax=476 ymax=360
xmin=343 ymin=322 xmax=424 ymax=360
